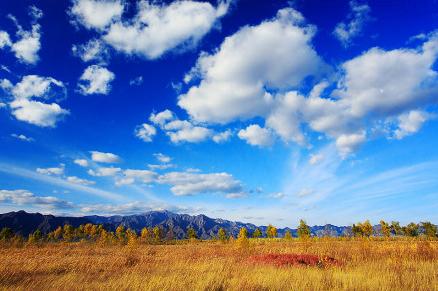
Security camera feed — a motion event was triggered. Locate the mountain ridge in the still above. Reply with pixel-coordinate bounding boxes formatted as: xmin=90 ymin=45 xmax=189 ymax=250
xmin=0 ymin=210 xmax=351 ymax=238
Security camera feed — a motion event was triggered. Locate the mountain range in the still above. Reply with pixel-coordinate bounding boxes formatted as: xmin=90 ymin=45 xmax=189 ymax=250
xmin=0 ymin=210 xmax=351 ymax=239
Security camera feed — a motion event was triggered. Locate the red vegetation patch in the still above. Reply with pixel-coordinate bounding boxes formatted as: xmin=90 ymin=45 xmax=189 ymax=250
xmin=249 ymin=253 xmax=341 ymax=268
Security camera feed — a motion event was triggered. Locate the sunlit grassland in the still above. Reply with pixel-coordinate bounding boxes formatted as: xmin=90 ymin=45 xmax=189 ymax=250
xmin=0 ymin=238 xmax=437 ymax=290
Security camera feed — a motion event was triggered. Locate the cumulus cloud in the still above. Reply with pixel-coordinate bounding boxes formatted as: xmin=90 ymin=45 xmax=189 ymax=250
xmin=88 ymin=167 xmax=121 ymax=177
xmin=70 ymin=0 xmax=230 ymax=59
xmin=135 ymin=123 xmax=156 ymax=142
xmin=0 ymin=189 xmax=73 ymax=209
xmin=147 ymin=163 xmax=175 ymax=170
xmin=90 ymin=151 xmax=120 ymax=163
xmin=333 ymin=0 xmax=371 ymax=47
xmin=166 ymin=123 xmax=212 ymax=143
xmin=11 ymin=133 xmax=33 ymax=142
xmin=1 ymin=75 xmax=68 ymax=127
xmin=335 ymin=132 xmax=366 ymax=158
xmin=36 ymin=164 xmax=65 ymax=176
xmin=178 ymin=8 xmax=324 ymax=123
xmin=0 ymin=6 xmax=43 ymax=64
xmin=393 ymin=110 xmax=430 ymax=139
xmin=74 ymin=159 xmax=89 ymax=167
xmin=70 ymin=0 xmax=124 ymax=30
xmin=238 ymin=124 xmax=274 ymax=147
xmin=149 ymin=109 xmax=175 ymax=126
xmin=72 ymin=39 xmax=110 ymax=63
xmin=212 ymin=129 xmax=232 ymax=143
xmin=158 ymin=171 xmax=243 ymax=196
xmin=66 ymin=176 xmax=95 ymax=186
xmin=78 ymin=65 xmax=115 ymax=95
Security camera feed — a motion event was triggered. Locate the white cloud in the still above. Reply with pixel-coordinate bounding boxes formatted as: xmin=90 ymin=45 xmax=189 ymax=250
xmin=72 ymin=39 xmax=109 ymax=63
xmin=116 ymin=169 xmax=157 ymax=186
xmin=296 ymin=188 xmax=314 ymax=198
xmin=238 ymin=124 xmax=274 ymax=147
xmin=0 ymin=189 xmax=73 ymax=209
xmin=212 ymin=129 xmax=232 ymax=143
xmin=149 ymin=109 xmax=175 ymax=126
xmin=154 ymin=153 xmax=171 ymax=163
xmin=158 ymin=171 xmax=243 ymax=196
xmin=88 ymin=167 xmax=121 ymax=177
xmin=2 ymin=6 xmax=43 ymax=64
xmin=129 ymin=76 xmax=143 ymax=86
xmin=74 ymin=159 xmax=89 ymax=167
xmin=0 ymin=31 xmax=11 ymax=48
xmin=70 ymin=0 xmax=229 ymax=59
xmin=67 ymin=176 xmax=95 ymax=186
xmin=2 ymin=75 xmax=68 ymax=127
xmin=90 ymin=151 xmax=120 ymax=163
xmin=135 ymin=123 xmax=156 ymax=142
xmin=335 ymin=132 xmax=366 ymax=158
xmin=167 ymin=124 xmax=212 ymax=143
xmin=147 ymin=163 xmax=175 ymax=170
xmin=225 ymin=192 xmax=247 ymax=199
xmin=11 ymin=133 xmax=33 ymax=142
xmin=394 ymin=110 xmax=429 ymax=139
xmin=36 ymin=164 xmax=65 ymax=176
xmin=178 ymin=8 xmax=324 ymax=123
xmin=78 ymin=65 xmax=115 ymax=95
xmin=70 ymin=0 xmax=124 ymax=30
xmin=309 ymin=153 xmax=324 ymax=165
xmin=333 ymin=0 xmax=371 ymax=47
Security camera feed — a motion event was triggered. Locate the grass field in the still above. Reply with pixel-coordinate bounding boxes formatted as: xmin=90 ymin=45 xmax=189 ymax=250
xmin=0 ymin=238 xmax=437 ymax=290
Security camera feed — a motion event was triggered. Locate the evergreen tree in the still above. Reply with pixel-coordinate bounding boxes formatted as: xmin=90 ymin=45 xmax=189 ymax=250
xmin=218 ymin=227 xmax=227 ymax=242
xmin=187 ymin=226 xmax=197 ymax=240
xmin=297 ymin=219 xmax=311 ymax=239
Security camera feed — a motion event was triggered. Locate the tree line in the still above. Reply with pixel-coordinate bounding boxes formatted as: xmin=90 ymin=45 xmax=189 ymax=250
xmin=0 ymin=219 xmax=436 ymax=246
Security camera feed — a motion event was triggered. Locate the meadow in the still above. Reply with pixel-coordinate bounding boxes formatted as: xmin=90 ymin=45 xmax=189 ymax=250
xmin=0 ymin=238 xmax=437 ymax=290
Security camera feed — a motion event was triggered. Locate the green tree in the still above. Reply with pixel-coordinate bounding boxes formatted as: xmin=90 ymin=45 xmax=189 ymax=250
xmin=403 ymin=223 xmax=419 ymax=237
xmin=297 ymin=219 xmax=311 ymax=239
xmin=284 ymin=230 xmax=293 ymax=240
xmin=266 ymin=224 xmax=277 ymax=238
xmin=380 ymin=220 xmax=391 ymax=238
xmin=0 ymin=227 xmax=14 ymax=241
xmin=63 ymin=224 xmax=74 ymax=241
xmin=352 ymin=223 xmax=363 ymax=237
xmin=217 ymin=228 xmax=227 ymax=242
xmin=421 ymin=221 xmax=437 ymax=238
xmin=187 ymin=226 xmax=197 ymax=240
xmin=252 ymin=228 xmax=262 ymax=238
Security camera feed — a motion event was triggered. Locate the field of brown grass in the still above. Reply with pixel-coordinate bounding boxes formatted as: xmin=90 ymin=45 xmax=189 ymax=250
xmin=0 ymin=238 xmax=437 ymax=290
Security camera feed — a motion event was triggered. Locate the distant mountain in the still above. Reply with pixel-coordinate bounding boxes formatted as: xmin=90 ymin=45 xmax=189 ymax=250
xmin=0 ymin=210 xmax=351 ymax=238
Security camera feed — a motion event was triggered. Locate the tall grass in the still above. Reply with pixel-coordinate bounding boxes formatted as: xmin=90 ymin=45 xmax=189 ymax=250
xmin=0 ymin=238 xmax=437 ymax=290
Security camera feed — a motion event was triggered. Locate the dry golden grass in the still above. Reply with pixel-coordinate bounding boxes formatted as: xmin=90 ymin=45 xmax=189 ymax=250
xmin=0 ymin=238 xmax=437 ymax=290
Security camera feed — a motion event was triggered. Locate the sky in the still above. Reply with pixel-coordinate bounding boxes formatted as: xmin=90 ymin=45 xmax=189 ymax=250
xmin=0 ymin=0 xmax=438 ymax=227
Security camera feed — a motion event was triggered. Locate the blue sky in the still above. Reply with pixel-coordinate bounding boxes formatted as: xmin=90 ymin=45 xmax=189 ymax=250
xmin=0 ymin=0 xmax=438 ymax=227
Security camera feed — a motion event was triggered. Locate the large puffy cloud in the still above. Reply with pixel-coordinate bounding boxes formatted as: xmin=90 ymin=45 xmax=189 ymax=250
xmin=1 ymin=75 xmax=69 ymax=127
xmin=157 ymin=171 xmax=244 ymax=196
xmin=178 ymin=8 xmax=324 ymax=123
xmin=175 ymin=6 xmax=438 ymax=156
xmin=70 ymin=0 xmax=230 ymax=59
xmin=333 ymin=0 xmax=371 ymax=47
xmin=115 ymin=169 xmax=157 ymax=186
xmin=78 ymin=65 xmax=115 ymax=95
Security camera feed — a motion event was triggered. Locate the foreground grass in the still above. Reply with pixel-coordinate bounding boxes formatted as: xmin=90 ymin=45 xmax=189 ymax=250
xmin=0 ymin=239 xmax=437 ymax=290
